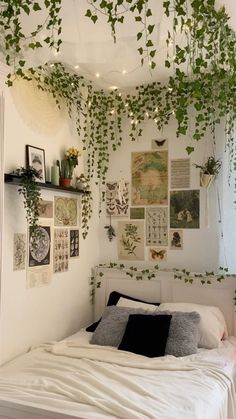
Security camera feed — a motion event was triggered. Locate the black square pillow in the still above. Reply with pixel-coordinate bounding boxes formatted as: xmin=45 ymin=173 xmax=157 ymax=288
xmin=86 ymin=291 xmax=160 ymax=332
xmin=118 ymin=314 xmax=172 ymax=358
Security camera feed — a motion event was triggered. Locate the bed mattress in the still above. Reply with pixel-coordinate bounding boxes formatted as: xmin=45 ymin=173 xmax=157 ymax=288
xmin=0 ymin=330 xmax=235 ymax=419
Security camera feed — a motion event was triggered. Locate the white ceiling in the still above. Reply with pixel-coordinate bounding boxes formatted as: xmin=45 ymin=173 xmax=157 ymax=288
xmin=8 ymin=0 xmax=236 ymax=90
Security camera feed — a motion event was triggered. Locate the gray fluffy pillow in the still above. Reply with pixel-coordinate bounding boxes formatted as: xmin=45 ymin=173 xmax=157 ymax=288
xmin=90 ymin=306 xmax=148 ymax=347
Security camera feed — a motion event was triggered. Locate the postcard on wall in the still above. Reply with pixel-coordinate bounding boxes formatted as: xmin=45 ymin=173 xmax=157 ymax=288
xmin=39 ymin=200 xmax=53 ymax=218
xmin=169 ymin=229 xmax=183 ymax=250
xmin=54 ymin=196 xmax=78 ymax=226
xmin=171 ymin=159 xmax=190 ymax=189
xmin=130 ymin=207 xmax=145 ymax=219
xmin=170 ymin=190 xmax=200 ymax=229
xmin=146 ymin=207 xmax=168 ymax=246
xmin=151 ymin=138 xmax=168 ymax=150
xmin=131 ymin=151 xmax=168 ymax=206
xmin=106 ymin=181 xmax=129 ymax=216
xmin=13 ymin=233 xmax=26 ymax=271
xmin=117 ymin=221 xmax=144 ymax=261
xmin=54 ymin=228 xmax=69 ymax=273
xmin=148 ymin=247 xmax=167 ymax=262
xmin=70 ymin=229 xmax=79 ymax=258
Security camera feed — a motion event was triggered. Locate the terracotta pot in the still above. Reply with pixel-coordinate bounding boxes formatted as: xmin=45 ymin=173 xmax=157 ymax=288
xmin=59 ymin=178 xmax=72 ymax=188
xmin=200 ymin=173 xmax=215 ymax=188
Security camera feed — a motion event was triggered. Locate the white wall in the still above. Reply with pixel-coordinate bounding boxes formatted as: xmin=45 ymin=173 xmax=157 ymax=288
xmin=1 ymin=80 xmax=100 ymax=365
xmin=99 ymin=117 xmax=222 ymax=272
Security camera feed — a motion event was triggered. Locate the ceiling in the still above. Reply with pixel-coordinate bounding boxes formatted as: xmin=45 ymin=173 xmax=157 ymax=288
xmin=9 ymin=0 xmax=236 ymax=90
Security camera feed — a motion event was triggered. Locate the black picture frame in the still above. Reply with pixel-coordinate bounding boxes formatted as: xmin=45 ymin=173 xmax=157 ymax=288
xmin=26 ymin=145 xmax=46 ymax=183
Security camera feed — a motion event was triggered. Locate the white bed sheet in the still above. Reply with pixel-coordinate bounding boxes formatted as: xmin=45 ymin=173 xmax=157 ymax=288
xmin=0 ymin=329 xmax=235 ymax=419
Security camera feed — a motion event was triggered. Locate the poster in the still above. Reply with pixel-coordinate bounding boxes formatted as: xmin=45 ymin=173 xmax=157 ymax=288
xmin=39 ymin=200 xmax=53 ymax=218
xmin=171 ymin=159 xmax=190 ymax=189
xmin=148 ymin=247 xmax=167 ymax=262
xmin=13 ymin=233 xmax=26 ymax=271
xmin=170 ymin=190 xmax=200 ymax=229
xmin=54 ymin=228 xmax=69 ymax=273
xmin=106 ymin=181 xmax=129 ymax=216
xmin=70 ymin=229 xmax=79 ymax=258
xmin=117 ymin=221 xmax=144 ymax=260
xmin=169 ymin=229 xmax=183 ymax=250
xmin=131 ymin=151 xmax=168 ymax=205
xmin=54 ymin=196 xmax=78 ymax=226
xmin=151 ymin=138 xmax=168 ymax=150
xmin=130 ymin=207 xmax=145 ymax=219
xmin=146 ymin=207 xmax=168 ymax=246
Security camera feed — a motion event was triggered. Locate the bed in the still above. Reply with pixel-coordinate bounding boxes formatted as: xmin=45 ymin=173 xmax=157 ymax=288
xmin=0 ymin=269 xmax=235 ymax=419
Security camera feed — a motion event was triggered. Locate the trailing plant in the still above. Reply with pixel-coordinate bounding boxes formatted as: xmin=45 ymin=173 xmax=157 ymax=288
xmin=0 ymin=0 xmax=62 ymax=85
xmin=13 ymin=166 xmax=42 ymax=243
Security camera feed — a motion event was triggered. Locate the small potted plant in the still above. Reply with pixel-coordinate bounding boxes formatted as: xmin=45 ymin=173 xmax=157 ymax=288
xmin=57 ymin=147 xmax=81 ymax=188
xmin=194 ymin=156 xmax=222 ymax=188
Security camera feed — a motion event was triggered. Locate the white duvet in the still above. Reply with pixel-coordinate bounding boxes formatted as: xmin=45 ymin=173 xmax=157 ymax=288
xmin=0 ymin=330 xmax=235 ymax=419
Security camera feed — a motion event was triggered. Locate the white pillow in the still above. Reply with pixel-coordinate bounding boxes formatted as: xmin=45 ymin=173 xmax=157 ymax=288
xmin=158 ymin=302 xmax=228 ymax=349
xmin=117 ymin=297 xmax=158 ymax=312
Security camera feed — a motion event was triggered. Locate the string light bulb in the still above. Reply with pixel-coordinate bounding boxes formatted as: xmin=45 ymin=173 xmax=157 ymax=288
xmin=122 ymin=69 xmax=127 ymax=75
xmin=74 ymin=64 xmax=79 ymax=70
xmin=95 ymin=72 xmax=100 ymax=78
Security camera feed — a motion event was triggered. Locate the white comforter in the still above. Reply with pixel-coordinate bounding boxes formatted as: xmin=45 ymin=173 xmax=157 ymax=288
xmin=0 ymin=330 xmax=235 ymax=419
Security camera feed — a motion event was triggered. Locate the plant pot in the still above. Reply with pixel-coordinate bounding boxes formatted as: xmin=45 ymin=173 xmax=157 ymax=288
xmin=59 ymin=178 xmax=72 ymax=188
xmin=200 ymin=173 xmax=215 ymax=188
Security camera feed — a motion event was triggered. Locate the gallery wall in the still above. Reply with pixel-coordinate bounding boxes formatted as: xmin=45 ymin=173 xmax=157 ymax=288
xmin=0 ymin=78 xmax=100 ymax=365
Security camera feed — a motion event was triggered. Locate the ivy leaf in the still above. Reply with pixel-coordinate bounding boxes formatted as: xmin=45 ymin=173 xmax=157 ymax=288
xmin=186 ymin=146 xmax=194 ymax=155
xmin=137 ymin=32 xmax=142 ymax=40
xmin=33 ymin=3 xmax=42 ymax=11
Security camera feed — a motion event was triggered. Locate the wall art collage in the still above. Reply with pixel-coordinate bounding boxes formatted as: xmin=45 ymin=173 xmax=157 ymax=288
xmin=106 ymin=140 xmax=199 ymax=262
xmin=13 ymin=196 xmax=80 ymax=288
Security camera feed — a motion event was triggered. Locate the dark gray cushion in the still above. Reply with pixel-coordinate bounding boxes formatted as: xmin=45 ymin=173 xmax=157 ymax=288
xmin=90 ymin=306 xmax=149 ymax=347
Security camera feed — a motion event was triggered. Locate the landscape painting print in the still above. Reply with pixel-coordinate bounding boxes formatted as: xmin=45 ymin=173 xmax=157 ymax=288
xmin=131 ymin=151 xmax=168 ymax=205
xmin=117 ymin=221 xmax=144 ymax=260
xmin=170 ymin=190 xmax=200 ymax=229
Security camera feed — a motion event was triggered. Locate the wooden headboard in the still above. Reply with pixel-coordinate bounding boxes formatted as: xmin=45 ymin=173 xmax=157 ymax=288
xmin=94 ymin=268 xmax=236 ymax=336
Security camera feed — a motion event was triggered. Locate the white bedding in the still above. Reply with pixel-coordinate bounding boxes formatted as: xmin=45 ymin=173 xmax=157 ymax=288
xmin=0 ymin=330 xmax=235 ymax=419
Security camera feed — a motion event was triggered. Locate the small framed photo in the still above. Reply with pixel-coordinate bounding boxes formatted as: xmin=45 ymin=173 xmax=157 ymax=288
xmin=26 ymin=145 xmax=46 ymax=183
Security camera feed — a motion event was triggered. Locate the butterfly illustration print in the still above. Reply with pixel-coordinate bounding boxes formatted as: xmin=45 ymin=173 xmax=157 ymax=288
xmin=149 ymin=247 xmax=167 ymax=261
xmin=152 ymin=138 xmax=168 ymax=150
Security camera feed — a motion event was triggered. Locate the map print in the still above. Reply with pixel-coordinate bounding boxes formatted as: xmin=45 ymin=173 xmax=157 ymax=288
xmin=146 ymin=207 xmax=168 ymax=246
xmin=131 ymin=151 xmax=168 ymax=205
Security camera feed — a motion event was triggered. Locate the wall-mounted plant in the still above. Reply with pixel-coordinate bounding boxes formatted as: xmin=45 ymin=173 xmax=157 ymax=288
xmin=194 ymin=156 xmax=222 ymax=187
xmin=13 ymin=167 xmax=42 ymax=243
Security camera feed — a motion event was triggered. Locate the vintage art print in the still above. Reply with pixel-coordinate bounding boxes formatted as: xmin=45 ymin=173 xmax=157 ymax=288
xmin=54 ymin=196 xmax=78 ymax=226
xmin=13 ymin=233 xmax=26 ymax=271
xmin=170 ymin=190 xmax=200 ymax=229
xmin=131 ymin=151 xmax=168 ymax=206
xmin=146 ymin=207 xmax=168 ymax=246
xmin=170 ymin=158 xmax=190 ymax=189
xmin=148 ymin=247 xmax=167 ymax=262
xmin=170 ymin=229 xmax=183 ymax=250
xmin=28 ymin=226 xmax=51 ymax=267
xmin=70 ymin=229 xmax=79 ymax=258
xmin=117 ymin=221 xmax=144 ymax=261
xmin=151 ymin=138 xmax=168 ymax=150
xmin=130 ymin=207 xmax=145 ymax=219
xmin=39 ymin=200 xmax=53 ymax=218
xmin=106 ymin=181 xmax=129 ymax=216
xmin=54 ymin=228 xmax=69 ymax=273
xmin=26 ymin=144 xmax=46 ymax=183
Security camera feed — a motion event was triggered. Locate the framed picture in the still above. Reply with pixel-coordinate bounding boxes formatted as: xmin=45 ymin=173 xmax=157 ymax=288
xmin=26 ymin=145 xmax=46 ymax=183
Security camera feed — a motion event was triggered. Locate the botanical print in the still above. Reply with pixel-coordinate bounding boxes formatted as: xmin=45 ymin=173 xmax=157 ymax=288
xmin=29 ymin=226 xmax=51 ymax=267
xmin=39 ymin=200 xmax=53 ymax=218
xmin=118 ymin=221 xmax=144 ymax=260
xmin=151 ymin=138 xmax=168 ymax=150
xmin=70 ymin=229 xmax=79 ymax=258
xmin=54 ymin=228 xmax=69 ymax=273
xmin=130 ymin=207 xmax=145 ymax=219
xmin=131 ymin=151 xmax=168 ymax=205
xmin=170 ymin=230 xmax=183 ymax=250
xmin=54 ymin=196 xmax=77 ymax=226
xmin=170 ymin=190 xmax=200 ymax=229
xmin=13 ymin=233 xmax=26 ymax=271
xmin=149 ymin=247 xmax=167 ymax=262
xmin=170 ymin=159 xmax=190 ymax=189
xmin=106 ymin=181 xmax=129 ymax=216
xmin=146 ymin=207 xmax=168 ymax=246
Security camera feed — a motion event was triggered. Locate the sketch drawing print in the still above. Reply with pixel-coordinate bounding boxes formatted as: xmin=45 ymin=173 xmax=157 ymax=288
xmin=29 ymin=226 xmax=51 ymax=267
xmin=13 ymin=233 xmax=26 ymax=270
xmin=106 ymin=181 xmax=129 ymax=216
xmin=132 ymin=151 xmax=168 ymax=205
xmin=117 ymin=221 xmax=144 ymax=260
xmin=170 ymin=190 xmax=200 ymax=229
xmin=146 ymin=207 xmax=168 ymax=246
xmin=54 ymin=197 xmax=77 ymax=226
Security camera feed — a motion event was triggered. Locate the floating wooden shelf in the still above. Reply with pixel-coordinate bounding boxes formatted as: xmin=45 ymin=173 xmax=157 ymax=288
xmin=4 ymin=174 xmax=89 ymax=195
